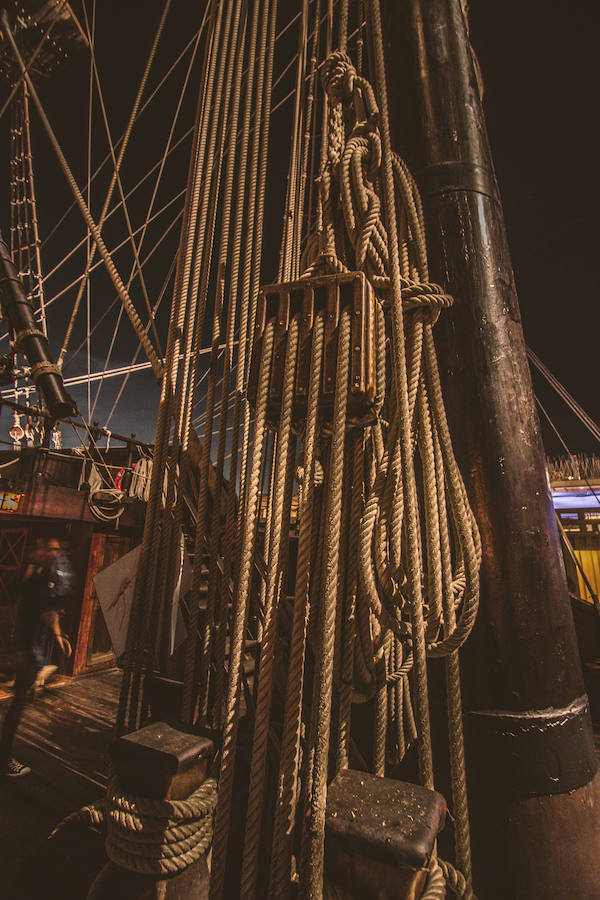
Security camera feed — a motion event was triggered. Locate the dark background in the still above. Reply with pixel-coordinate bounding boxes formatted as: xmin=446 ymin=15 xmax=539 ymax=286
xmin=469 ymin=0 xmax=599 ymax=456
xmin=0 ymin=0 xmax=598 ymax=455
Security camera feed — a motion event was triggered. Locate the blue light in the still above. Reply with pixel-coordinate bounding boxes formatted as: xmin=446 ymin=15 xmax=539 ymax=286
xmin=552 ymin=490 xmax=600 ymax=510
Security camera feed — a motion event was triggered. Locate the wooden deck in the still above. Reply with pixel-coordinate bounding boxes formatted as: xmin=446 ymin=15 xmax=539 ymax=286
xmin=1 ymin=667 xmax=600 ymax=898
xmin=0 ymin=668 xmax=121 ymax=895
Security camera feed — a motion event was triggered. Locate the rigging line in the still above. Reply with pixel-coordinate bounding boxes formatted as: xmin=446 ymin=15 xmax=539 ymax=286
xmin=104 ymin=256 xmax=178 ymax=428
xmin=338 ymin=0 xmax=349 ymax=52
xmin=38 ymin=126 xmax=193 ymax=288
xmin=1 ymin=14 xmax=163 ymax=380
xmin=31 ymin=344 xmax=232 ymax=421
xmin=0 ymin=0 xmax=70 ymax=122
xmin=527 ymin=347 xmax=600 ymax=446
xmin=2 ymin=224 xmax=176 ymax=418
xmin=0 ymin=189 xmax=186 ymax=349
xmin=86 ymin=210 xmax=176 ymax=420
xmin=193 ymin=386 xmax=238 ymax=425
xmin=271 ymin=5 xmax=330 ymax=98
xmin=59 ymin=360 xmax=164 ymax=388
xmin=35 ymin=7 xmax=314 ymax=285
xmin=79 ymin=0 xmax=162 ymax=362
xmin=192 ymin=361 xmax=237 ymax=414
xmin=293 ymin=0 xmax=318 ymax=275
xmin=38 ymin=19 xmax=207 ymax=252
xmin=76 ymin=415 xmax=119 ymax=488
xmin=86 ymin=0 xmax=96 ymax=423
xmin=63 ymin=200 xmax=184 ymax=370
xmin=293 ymin=0 xmax=321 ymax=277
xmin=82 ymin=0 xmax=167 ymax=362
xmin=40 ymin=102 xmax=236 ymax=300
xmin=89 ymin=304 xmax=127 ymax=422
xmin=535 ymin=397 xmax=600 ymax=510
xmin=270 ymin=16 xmax=367 ymax=120
xmin=112 ymin=13 xmax=204 ymax=331
xmin=276 ymin=7 xmax=303 ymax=43
xmin=58 ymin=0 xmax=173 ymax=371
xmin=278 ymin=0 xmax=309 ymax=281
xmin=85 ymin=5 xmax=202 ymax=422
xmin=105 ymin=341 xmax=237 ymax=425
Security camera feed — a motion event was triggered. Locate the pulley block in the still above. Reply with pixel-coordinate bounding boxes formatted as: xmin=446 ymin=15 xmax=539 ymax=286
xmin=248 ymin=271 xmax=378 ymax=426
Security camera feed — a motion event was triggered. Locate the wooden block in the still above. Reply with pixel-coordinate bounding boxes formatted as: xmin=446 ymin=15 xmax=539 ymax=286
xmin=110 ymin=721 xmax=214 ymax=801
xmin=325 ymin=770 xmax=446 ymax=900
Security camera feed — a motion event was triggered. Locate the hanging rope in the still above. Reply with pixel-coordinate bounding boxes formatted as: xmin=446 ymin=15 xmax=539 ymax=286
xmin=104 ymin=4 xmax=483 ymax=899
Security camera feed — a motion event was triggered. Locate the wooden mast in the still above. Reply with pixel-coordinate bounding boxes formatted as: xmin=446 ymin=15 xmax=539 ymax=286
xmin=381 ymin=0 xmax=600 ymax=896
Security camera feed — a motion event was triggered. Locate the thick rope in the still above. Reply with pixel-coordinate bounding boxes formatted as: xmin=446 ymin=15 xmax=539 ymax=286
xmin=49 ymin=779 xmax=217 ymax=877
xmin=240 ymin=316 xmax=300 ymax=898
xmin=268 ymin=312 xmax=325 ymax=898
xmin=300 ymin=308 xmax=351 ymax=900
xmin=209 ymin=321 xmax=275 ymax=900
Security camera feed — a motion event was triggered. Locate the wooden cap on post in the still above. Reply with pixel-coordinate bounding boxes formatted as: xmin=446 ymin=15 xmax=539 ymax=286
xmin=87 ymin=723 xmax=215 ymax=900
xmin=109 ymin=721 xmax=214 ymax=801
xmin=325 ymin=770 xmax=446 ymax=899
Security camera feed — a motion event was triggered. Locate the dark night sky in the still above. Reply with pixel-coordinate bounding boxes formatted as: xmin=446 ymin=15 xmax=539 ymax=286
xmin=469 ymin=0 xmax=600 ymax=456
xmin=0 ymin=0 xmax=598 ymax=455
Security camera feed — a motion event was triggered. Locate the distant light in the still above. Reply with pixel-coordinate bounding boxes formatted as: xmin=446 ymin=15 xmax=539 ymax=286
xmin=552 ymin=490 xmax=600 ymax=510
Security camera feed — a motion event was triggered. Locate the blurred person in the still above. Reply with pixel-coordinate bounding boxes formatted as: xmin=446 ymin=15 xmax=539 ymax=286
xmin=0 ymin=537 xmax=72 ymax=777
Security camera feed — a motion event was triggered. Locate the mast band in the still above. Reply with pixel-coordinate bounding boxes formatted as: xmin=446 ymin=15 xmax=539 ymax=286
xmin=467 ymin=694 xmax=598 ymax=797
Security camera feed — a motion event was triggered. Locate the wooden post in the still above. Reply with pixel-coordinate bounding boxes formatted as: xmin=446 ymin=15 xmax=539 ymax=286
xmin=380 ymin=1 xmax=600 ymax=897
xmin=325 ymin=771 xmax=446 ymax=899
xmin=87 ymin=722 xmax=214 ymax=900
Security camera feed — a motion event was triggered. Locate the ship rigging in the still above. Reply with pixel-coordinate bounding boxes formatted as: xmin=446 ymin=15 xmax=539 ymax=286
xmin=0 ymin=2 xmax=599 ymax=899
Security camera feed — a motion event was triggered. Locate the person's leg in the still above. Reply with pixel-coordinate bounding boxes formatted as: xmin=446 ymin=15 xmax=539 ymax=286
xmin=32 ymin=634 xmax=57 ymax=687
xmin=0 ymin=659 xmax=36 ymax=766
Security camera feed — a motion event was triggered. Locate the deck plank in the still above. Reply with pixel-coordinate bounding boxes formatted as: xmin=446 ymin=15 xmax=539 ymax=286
xmin=0 ymin=668 xmax=121 ymax=892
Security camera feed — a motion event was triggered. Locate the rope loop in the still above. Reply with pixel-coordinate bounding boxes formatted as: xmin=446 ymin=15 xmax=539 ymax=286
xmin=30 ymin=360 xmax=60 ymax=379
xmin=14 ymin=327 xmax=46 ymax=347
xmin=438 ymin=858 xmax=477 ymax=899
xmin=421 ymin=859 xmax=448 ymax=900
xmin=106 ymin=777 xmax=217 ymax=875
xmin=47 ymin=778 xmax=218 ymax=877
xmin=321 ymin=50 xmax=356 ymax=103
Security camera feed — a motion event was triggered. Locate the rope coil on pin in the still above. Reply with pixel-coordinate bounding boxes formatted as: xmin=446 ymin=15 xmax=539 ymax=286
xmin=49 ymin=778 xmax=218 ymax=877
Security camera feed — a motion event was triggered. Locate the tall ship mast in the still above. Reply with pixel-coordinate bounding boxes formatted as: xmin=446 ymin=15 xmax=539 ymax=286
xmin=0 ymin=3 xmax=599 ymax=899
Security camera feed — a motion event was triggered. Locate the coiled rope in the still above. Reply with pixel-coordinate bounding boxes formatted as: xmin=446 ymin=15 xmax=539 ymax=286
xmin=50 ymin=777 xmax=217 ymax=877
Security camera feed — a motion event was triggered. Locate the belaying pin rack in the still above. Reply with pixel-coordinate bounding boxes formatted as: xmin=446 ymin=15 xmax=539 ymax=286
xmin=248 ymin=271 xmax=377 ymax=426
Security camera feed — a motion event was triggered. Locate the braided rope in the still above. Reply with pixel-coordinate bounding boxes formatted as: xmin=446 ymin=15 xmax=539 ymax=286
xmin=305 ymin=30 xmax=481 ymax=899
xmin=48 ymin=779 xmax=217 ymax=877
xmin=209 ymin=320 xmax=275 ymax=900
xmin=421 ymin=859 xmax=448 ymax=900
xmin=240 ymin=316 xmax=300 ymax=898
xmin=269 ymin=312 xmax=325 ymax=899
xmin=438 ymin=857 xmax=477 ymax=899
xmin=300 ymin=308 xmax=351 ymax=899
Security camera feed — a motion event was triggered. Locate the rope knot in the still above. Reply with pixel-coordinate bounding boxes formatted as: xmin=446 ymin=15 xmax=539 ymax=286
xmin=321 ymin=51 xmax=356 ymax=103
xmin=400 ymin=278 xmax=454 ymax=323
